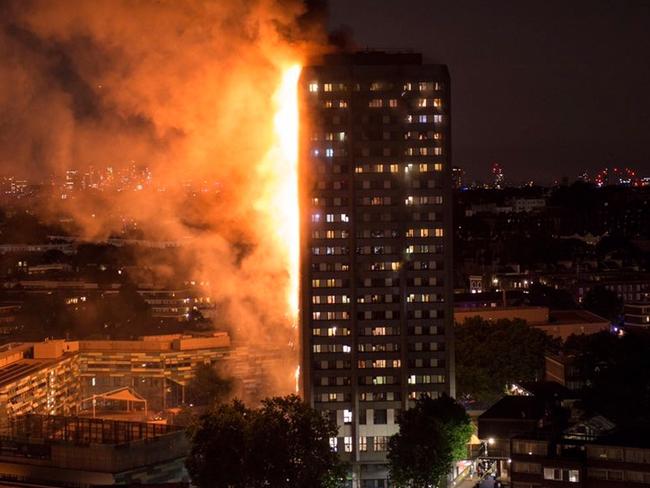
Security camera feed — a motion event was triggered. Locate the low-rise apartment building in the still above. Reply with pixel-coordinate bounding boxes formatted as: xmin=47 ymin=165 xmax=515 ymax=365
xmin=0 ymin=341 xmax=79 ymax=428
xmin=0 ymin=333 xmax=231 ymax=424
xmin=79 ymin=333 xmax=230 ymax=410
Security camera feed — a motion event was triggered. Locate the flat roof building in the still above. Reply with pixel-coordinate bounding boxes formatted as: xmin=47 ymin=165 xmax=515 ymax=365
xmin=0 ymin=333 xmax=232 ymax=425
xmin=0 ymin=414 xmax=188 ymax=486
xmin=455 ymin=306 xmax=610 ymax=341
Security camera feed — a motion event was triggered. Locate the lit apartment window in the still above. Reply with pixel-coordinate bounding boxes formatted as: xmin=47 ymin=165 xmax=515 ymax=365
xmin=543 ymin=468 xmax=580 ymax=483
xmin=325 ymin=148 xmax=334 ymax=157
xmin=309 ymin=82 xmax=319 ymax=92
xmin=434 ymin=114 xmax=443 ymax=123
xmin=344 ymin=409 xmax=353 ymax=424
xmin=359 ymin=436 xmax=368 ymax=452
xmin=374 ymin=436 xmax=388 ymax=452
xmin=433 ymin=98 xmax=442 ymax=107
xmin=329 ymin=437 xmax=338 ymax=451
xmin=344 ymin=436 xmax=353 ymax=452
xmin=388 ymin=99 xmax=398 ymax=107
xmin=324 ymin=83 xmax=333 ymax=92
xmin=369 ymin=99 xmax=383 ymax=108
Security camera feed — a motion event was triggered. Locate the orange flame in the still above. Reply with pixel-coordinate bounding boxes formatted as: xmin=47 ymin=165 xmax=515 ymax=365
xmin=262 ymin=64 xmax=301 ymax=320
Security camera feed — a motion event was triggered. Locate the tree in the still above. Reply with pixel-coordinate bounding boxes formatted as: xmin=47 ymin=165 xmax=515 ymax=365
xmin=455 ymin=317 xmax=560 ymax=405
xmin=583 ymin=285 xmax=622 ymax=322
xmin=564 ymin=331 xmax=650 ymax=426
xmin=388 ymin=395 xmax=472 ymax=488
xmin=528 ymin=283 xmax=577 ymax=310
xmin=186 ymin=395 xmax=347 ymax=488
xmin=185 ymin=363 xmax=234 ymax=406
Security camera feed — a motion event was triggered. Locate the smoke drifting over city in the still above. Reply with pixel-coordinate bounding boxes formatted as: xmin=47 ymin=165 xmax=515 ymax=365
xmin=0 ymin=0 xmax=326 ymax=394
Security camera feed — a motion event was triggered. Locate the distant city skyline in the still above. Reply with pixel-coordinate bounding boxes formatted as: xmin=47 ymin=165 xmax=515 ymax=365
xmin=329 ymin=0 xmax=650 ymax=183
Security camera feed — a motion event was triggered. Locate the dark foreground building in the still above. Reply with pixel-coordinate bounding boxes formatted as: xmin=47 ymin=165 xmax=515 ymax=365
xmin=0 ymin=415 xmax=188 ymax=486
xmin=510 ymin=428 xmax=650 ymax=488
xmin=299 ymin=51 xmax=454 ymax=487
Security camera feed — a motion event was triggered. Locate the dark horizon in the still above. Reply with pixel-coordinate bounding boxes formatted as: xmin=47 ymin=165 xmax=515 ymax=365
xmin=328 ymin=0 xmax=650 ymax=184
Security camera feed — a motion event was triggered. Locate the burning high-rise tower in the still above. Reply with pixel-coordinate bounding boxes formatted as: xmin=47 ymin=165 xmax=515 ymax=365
xmin=299 ymin=52 xmax=454 ymax=487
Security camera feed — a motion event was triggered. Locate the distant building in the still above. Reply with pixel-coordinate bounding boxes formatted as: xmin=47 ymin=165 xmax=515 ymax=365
xmin=79 ymin=333 xmax=231 ymax=410
xmin=623 ymin=302 xmax=650 ymax=327
xmin=468 ymin=275 xmax=484 ymax=294
xmin=137 ymin=289 xmax=215 ymax=322
xmin=545 ymin=353 xmax=586 ymax=391
xmin=492 ymin=163 xmax=505 ymax=189
xmin=0 ymin=333 xmax=232 ymax=424
xmin=26 ymin=263 xmax=73 ymax=275
xmin=454 ymin=306 xmax=610 ymax=341
xmin=452 ymin=166 xmax=465 ymax=189
xmin=0 ymin=341 xmax=79 ymax=428
xmin=540 ymin=271 xmax=650 ymax=305
xmin=0 ymin=414 xmax=188 ymax=485
xmin=512 ymin=197 xmax=546 ymax=213
xmin=0 ymin=304 xmax=21 ymax=335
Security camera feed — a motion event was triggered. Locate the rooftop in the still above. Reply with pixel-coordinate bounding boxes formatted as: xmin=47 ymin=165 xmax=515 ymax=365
xmin=549 ymin=310 xmax=609 ymax=325
xmin=9 ymin=414 xmax=182 ymax=445
xmin=480 ymin=396 xmax=547 ymax=421
xmin=0 ymin=358 xmax=63 ymax=389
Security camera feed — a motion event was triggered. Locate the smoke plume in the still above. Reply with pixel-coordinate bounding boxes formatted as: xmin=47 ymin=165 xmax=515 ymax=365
xmin=0 ymin=0 xmax=327 ymax=396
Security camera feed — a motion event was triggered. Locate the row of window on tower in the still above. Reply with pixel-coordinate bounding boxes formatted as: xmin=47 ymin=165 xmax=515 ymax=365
xmin=313 ymin=162 xmax=444 ymax=175
xmin=315 ymin=373 xmax=445 ymax=386
xmin=311 ymin=212 xmax=441 ymax=224
xmin=330 ymin=436 xmax=389 ymax=454
xmin=315 ymin=358 xmax=442 ymax=376
xmin=313 ymin=290 xmax=441 ymax=306
xmin=318 ymin=113 xmax=443 ymax=126
xmin=310 ymin=243 xmax=443 ymax=256
xmin=317 ymin=390 xmax=442 ymax=404
xmin=311 ymin=195 xmax=443 ymax=206
xmin=311 ymin=260 xmax=440 ymax=272
xmin=312 ymin=228 xmax=442 ymax=239
xmin=346 ymin=98 xmax=443 ymax=109
xmin=312 ymin=147 xmax=444 ymax=158
xmin=308 ymin=81 xmax=444 ymax=93
xmin=311 ymin=277 xmax=445 ymax=289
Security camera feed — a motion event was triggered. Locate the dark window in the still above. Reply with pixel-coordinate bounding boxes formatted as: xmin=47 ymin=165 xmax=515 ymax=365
xmin=373 ymin=409 xmax=387 ymax=425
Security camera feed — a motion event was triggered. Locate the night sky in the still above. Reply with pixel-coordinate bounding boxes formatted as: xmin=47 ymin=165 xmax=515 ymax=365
xmin=328 ymin=0 xmax=650 ymax=184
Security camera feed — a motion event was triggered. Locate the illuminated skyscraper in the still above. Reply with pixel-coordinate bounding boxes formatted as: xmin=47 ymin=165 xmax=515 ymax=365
xmin=299 ymin=52 xmax=454 ymax=487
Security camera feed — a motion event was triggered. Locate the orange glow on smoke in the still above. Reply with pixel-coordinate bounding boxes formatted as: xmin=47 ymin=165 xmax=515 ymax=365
xmin=271 ymin=64 xmax=301 ymax=319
